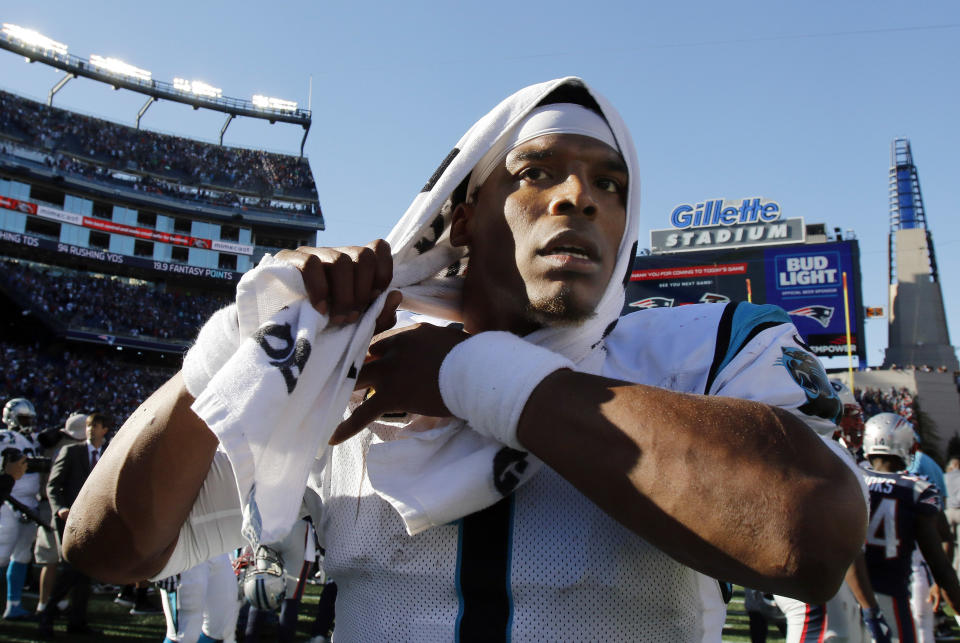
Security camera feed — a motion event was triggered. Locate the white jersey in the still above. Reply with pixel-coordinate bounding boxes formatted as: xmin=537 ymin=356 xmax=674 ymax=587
xmin=160 ymin=302 xmax=857 ymax=641
xmin=0 ymin=429 xmax=41 ymax=507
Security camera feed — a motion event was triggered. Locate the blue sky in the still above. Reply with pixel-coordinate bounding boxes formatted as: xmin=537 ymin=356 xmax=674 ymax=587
xmin=2 ymin=1 xmax=958 ymax=368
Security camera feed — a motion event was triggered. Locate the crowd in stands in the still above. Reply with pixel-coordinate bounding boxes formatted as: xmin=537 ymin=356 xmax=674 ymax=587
xmin=0 ymin=89 xmax=319 ymax=215
xmin=856 ymin=386 xmax=917 ymax=425
xmin=886 ymin=363 xmax=953 ymax=373
xmin=0 ymin=339 xmax=174 ymax=429
xmin=0 ymin=259 xmax=232 ymax=341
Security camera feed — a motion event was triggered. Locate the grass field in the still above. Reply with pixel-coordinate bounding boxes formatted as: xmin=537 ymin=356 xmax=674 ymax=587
xmin=2 ymin=583 xmax=959 ymax=641
xmin=0 ymin=581 xmax=331 ymax=642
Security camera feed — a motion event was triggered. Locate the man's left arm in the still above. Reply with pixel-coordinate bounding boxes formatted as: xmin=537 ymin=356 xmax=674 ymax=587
xmin=917 ymin=511 xmax=960 ymax=612
xmin=334 ymin=322 xmax=866 ymax=604
xmin=514 ymin=369 xmax=863 ymax=603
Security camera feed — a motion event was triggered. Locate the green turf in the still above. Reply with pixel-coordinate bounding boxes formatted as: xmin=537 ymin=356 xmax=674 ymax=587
xmin=721 ymin=587 xmax=784 ymax=642
xmin=3 ymin=583 xmax=959 ymax=641
xmin=0 ymin=584 xmax=768 ymax=642
xmin=0 ymin=582 xmax=329 ymax=642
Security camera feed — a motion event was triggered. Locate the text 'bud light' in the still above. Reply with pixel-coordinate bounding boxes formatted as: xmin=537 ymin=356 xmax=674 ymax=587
xmin=778 ymin=255 xmax=839 ymax=287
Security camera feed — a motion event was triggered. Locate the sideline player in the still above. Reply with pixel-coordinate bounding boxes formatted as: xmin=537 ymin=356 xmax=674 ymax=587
xmin=244 ymin=512 xmax=316 ymax=643
xmin=32 ymin=412 xmax=85 ymax=616
xmin=157 ymin=553 xmax=239 ymax=643
xmin=903 ymin=432 xmax=949 ymax=643
xmin=862 ymin=413 xmax=960 ymax=642
xmin=774 ymin=380 xmax=891 ymax=643
xmin=0 ymin=397 xmax=43 ymax=620
xmin=64 ymin=78 xmax=867 ymax=640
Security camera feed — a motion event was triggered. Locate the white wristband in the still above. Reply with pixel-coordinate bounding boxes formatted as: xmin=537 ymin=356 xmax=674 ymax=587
xmin=439 ymin=331 xmax=573 ymax=449
xmin=182 ymin=305 xmax=243 ymax=398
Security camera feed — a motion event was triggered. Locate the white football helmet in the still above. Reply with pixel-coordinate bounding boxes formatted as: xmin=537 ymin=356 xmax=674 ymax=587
xmin=863 ymin=412 xmax=916 ymax=468
xmin=2 ymin=398 xmax=36 ymax=433
xmin=241 ymin=545 xmax=286 ymax=610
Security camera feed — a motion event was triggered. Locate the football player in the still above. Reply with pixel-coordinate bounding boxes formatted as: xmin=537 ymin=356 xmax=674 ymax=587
xmin=862 ymin=413 xmax=960 ymax=643
xmin=775 ymin=380 xmax=891 ymax=643
xmin=830 ymin=378 xmax=866 ymax=461
xmin=243 ymin=512 xmax=316 ymax=643
xmin=157 ymin=553 xmax=239 ymax=643
xmin=0 ymin=397 xmax=43 ymax=620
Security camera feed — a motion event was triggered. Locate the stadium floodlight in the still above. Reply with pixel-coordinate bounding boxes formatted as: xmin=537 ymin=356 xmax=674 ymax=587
xmin=174 ymin=78 xmax=222 ymax=99
xmin=2 ymin=23 xmax=68 ymax=56
xmin=252 ymin=94 xmax=298 ymax=112
xmin=89 ymin=54 xmax=152 ymax=81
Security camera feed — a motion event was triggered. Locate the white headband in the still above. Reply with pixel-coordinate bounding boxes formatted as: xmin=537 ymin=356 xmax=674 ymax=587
xmin=465 ymin=103 xmax=620 ymax=201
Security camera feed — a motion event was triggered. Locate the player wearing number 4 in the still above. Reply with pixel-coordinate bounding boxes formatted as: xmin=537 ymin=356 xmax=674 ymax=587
xmin=861 ymin=413 xmax=960 ymax=643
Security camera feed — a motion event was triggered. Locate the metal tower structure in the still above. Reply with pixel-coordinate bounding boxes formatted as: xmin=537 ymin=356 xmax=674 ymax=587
xmin=883 ymin=138 xmax=958 ymax=369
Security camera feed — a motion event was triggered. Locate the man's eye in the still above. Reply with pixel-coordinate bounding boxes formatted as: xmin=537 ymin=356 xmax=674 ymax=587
xmin=597 ymin=178 xmax=622 ymax=193
xmin=519 ymin=168 xmax=548 ymax=181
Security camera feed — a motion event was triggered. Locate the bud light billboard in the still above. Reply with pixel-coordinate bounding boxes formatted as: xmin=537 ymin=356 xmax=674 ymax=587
xmin=623 ymin=240 xmax=865 ymax=363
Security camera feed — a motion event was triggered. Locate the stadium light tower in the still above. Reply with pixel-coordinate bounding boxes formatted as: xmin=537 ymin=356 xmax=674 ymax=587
xmin=882 ymin=138 xmax=958 ymax=370
xmin=0 ymin=28 xmax=313 ymax=155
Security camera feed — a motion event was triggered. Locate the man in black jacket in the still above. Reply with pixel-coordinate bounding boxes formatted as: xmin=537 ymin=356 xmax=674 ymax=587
xmin=38 ymin=412 xmax=108 ymax=637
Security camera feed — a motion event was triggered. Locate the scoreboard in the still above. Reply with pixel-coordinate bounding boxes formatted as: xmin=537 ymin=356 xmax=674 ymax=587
xmin=622 ymin=240 xmax=866 ymax=363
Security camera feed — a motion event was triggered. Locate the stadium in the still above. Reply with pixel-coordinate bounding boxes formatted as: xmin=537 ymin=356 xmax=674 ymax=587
xmin=1 ymin=14 xmax=960 ymax=643
xmin=0 ymin=22 xmax=334 ymax=642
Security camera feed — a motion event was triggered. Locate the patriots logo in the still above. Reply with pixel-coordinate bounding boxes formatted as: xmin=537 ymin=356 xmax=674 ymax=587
xmin=629 ymin=296 xmax=674 ymax=309
xmin=788 ymin=305 xmax=834 ymax=328
xmin=699 ymin=292 xmax=730 ymax=304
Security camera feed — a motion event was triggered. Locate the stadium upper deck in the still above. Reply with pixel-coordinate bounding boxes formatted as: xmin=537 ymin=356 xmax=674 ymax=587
xmin=0 ymin=84 xmax=323 ymax=356
xmin=0 ymin=89 xmax=321 ymax=219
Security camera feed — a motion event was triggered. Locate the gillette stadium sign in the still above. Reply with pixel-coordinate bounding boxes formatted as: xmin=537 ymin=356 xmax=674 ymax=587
xmin=650 ymin=197 xmax=804 ymax=253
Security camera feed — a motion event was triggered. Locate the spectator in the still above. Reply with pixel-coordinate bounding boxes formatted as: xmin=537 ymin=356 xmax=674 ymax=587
xmin=0 ymin=340 xmax=174 ymax=429
xmin=0 ymin=259 xmax=232 ymax=342
xmin=855 ymin=386 xmax=917 ymax=425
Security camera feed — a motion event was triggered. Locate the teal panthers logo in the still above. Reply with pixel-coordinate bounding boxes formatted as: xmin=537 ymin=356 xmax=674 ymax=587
xmin=775 ymin=346 xmax=842 ymax=423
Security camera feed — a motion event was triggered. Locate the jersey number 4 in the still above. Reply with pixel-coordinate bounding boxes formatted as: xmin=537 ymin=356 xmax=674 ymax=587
xmin=867 ymin=498 xmax=900 ymax=559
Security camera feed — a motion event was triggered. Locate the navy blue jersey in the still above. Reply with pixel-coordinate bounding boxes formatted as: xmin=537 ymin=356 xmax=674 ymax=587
xmin=864 ymin=470 xmax=941 ymax=597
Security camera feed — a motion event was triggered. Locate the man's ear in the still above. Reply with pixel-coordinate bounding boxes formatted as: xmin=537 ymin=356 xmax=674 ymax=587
xmin=450 ymin=201 xmax=474 ymax=247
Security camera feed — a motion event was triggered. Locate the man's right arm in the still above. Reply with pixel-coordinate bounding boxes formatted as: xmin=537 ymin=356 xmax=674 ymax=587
xmin=46 ymin=443 xmax=71 ymax=518
xmin=63 ymin=241 xmax=396 ymax=584
xmin=62 ymin=373 xmax=219 ymax=583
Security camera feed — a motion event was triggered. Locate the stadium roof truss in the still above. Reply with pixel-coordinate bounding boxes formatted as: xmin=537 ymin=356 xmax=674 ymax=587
xmin=0 ymin=29 xmax=312 ymax=156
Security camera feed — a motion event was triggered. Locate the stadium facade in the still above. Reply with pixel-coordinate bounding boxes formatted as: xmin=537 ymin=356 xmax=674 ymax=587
xmin=0 ymin=60 xmax=322 ymax=429
xmin=0 ymin=89 xmax=321 ymax=351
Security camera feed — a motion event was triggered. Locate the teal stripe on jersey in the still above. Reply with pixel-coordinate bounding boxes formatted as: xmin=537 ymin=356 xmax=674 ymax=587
xmin=716 ymin=303 xmax=791 ymax=379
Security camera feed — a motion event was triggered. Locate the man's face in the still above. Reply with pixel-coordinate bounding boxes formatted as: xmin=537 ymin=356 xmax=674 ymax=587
xmin=15 ymin=413 xmax=34 ymax=432
xmin=838 ymin=404 xmax=864 ymax=450
xmin=458 ymin=133 xmax=627 ymax=332
xmin=86 ymin=420 xmax=108 ymax=442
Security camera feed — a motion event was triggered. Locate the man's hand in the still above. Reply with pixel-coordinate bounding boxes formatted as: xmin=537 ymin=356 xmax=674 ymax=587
xmin=57 ymin=507 xmax=70 ymax=521
xmin=330 ymin=323 xmax=470 ymax=444
xmin=930 ymin=582 xmax=941 ymax=610
xmin=276 ymin=240 xmax=396 ymax=328
xmin=862 ymin=607 xmax=892 ymax=643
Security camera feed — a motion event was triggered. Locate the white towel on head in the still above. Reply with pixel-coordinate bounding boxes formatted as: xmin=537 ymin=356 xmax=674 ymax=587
xmin=187 ymin=77 xmax=642 ymax=543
